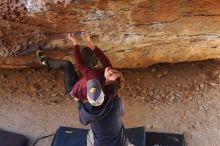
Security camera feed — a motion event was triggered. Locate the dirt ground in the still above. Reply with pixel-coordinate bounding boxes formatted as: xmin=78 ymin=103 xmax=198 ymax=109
xmin=0 ymin=60 xmax=220 ymax=146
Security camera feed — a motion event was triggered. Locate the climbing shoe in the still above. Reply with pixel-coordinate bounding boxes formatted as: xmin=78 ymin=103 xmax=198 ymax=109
xmin=36 ymin=49 xmax=47 ymax=65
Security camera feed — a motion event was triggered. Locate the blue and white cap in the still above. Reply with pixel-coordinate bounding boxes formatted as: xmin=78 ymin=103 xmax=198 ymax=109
xmin=87 ymin=79 xmax=105 ymax=106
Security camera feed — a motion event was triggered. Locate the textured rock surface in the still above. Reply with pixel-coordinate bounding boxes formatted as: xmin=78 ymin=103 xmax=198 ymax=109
xmin=0 ymin=0 xmax=220 ymax=68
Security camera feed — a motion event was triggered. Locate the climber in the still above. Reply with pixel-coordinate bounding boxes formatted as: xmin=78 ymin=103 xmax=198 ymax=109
xmin=36 ymin=32 xmax=122 ymax=100
xmin=77 ymin=79 xmax=134 ymax=146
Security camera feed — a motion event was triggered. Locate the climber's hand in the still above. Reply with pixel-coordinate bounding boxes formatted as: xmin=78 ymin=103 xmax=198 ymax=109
xmin=81 ymin=32 xmax=96 ymax=50
xmin=68 ymin=33 xmax=78 ymax=46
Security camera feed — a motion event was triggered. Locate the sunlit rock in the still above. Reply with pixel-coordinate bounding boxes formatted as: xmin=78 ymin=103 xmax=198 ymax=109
xmin=0 ymin=0 xmax=220 ymax=68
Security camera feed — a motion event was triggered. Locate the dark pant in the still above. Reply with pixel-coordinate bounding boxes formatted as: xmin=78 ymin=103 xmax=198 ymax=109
xmin=44 ymin=47 xmax=97 ymax=94
xmin=46 ymin=58 xmax=79 ymax=94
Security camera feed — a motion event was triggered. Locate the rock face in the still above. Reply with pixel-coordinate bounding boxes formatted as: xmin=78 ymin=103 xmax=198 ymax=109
xmin=0 ymin=0 xmax=220 ymax=68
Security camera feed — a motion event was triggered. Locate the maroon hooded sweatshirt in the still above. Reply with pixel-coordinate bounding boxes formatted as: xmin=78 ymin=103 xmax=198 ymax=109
xmin=70 ymin=45 xmax=112 ymax=100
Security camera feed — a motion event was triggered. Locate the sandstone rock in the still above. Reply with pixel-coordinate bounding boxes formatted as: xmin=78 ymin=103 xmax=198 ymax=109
xmin=157 ymin=73 xmax=163 ymax=78
xmin=43 ymin=79 xmax=48 ymax=83
xmin=145 ymin=124 xmax=153 ymax=129
xmin=0 ymin=31 xmax=3 ymax=37
xmin=51 ymin=93 xmax=57 ymax=97
xmin=30 ymin=83 xmax=41 ymax=92
xmin=198 ymin=73 xmax=206 ymax=80
xmin=210 ymin=82 xmax=217 ymax=87
xmin=31 ymin=68 xmax=37 ymax=73
xmin=211 ymin=70 xmax=219 ymax=78
xmin=135 ymin=85 xmax=141 ymax=90
xmin=160 ymin=93 xmax=165 ymax=98
xmin=163 ymin=71 xmax=168 ymax=75
xmin=1 ymin=74 xmax=7 ymax=79
xmin=199 ymin=83 xmax=205 ymax=90
xmin=136 ymin=78 xmax=141 ymax=82
xmin=27 ymin=70 xmax=32 ymax=75
xmin=59 ymin=92 xmax=64 ymax=96
xmin=30 ymin=85 xmax=37 ymax=92
xmin=195 ymin=86 xmax=200 ymax=92
xmin=213 ymin=59 xmax=220 ymax=64
xmin=193 ymin=80 xmax=198 ymax=84
xmin=38 ymin=93 xmax=43 ymax=97
xmin=169 ymin=95 xmax=176 ymax=102
xmin=154 ymin=95 xmax=160 ymax=100
xmin=176 ymin=83 xmax=181 ymax=88
xmin=153 ymin=106 xmax=160 ymax=110
xmin=148 ymin=90 xmax=154 ymax=97
xmin=151 ymin=68 xmax=157 ymax=72
xmin=1 ymin=0 xmax=220 ymax=68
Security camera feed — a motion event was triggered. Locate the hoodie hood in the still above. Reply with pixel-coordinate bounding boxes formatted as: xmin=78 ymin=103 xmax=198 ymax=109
xmin=81 ymin=96 xmax=113 ymax=121
xmin=79 ymin=96 xmax=129 ymax=146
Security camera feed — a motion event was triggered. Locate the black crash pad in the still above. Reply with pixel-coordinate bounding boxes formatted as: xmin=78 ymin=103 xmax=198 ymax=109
xmin=51 ymin=127 xmax=185 ymax=146
xmin=51 ymin=127 xmax=88 ymax=146
xmin=127 ymin=127 xmax=145 ymax=146
xmin=51 ymin=127 xmax=145 ymax=146
xmin=145 ymin=132 xmax=185 ymax=146
xmin=0 ymin=129 xmax=28 ymax=146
